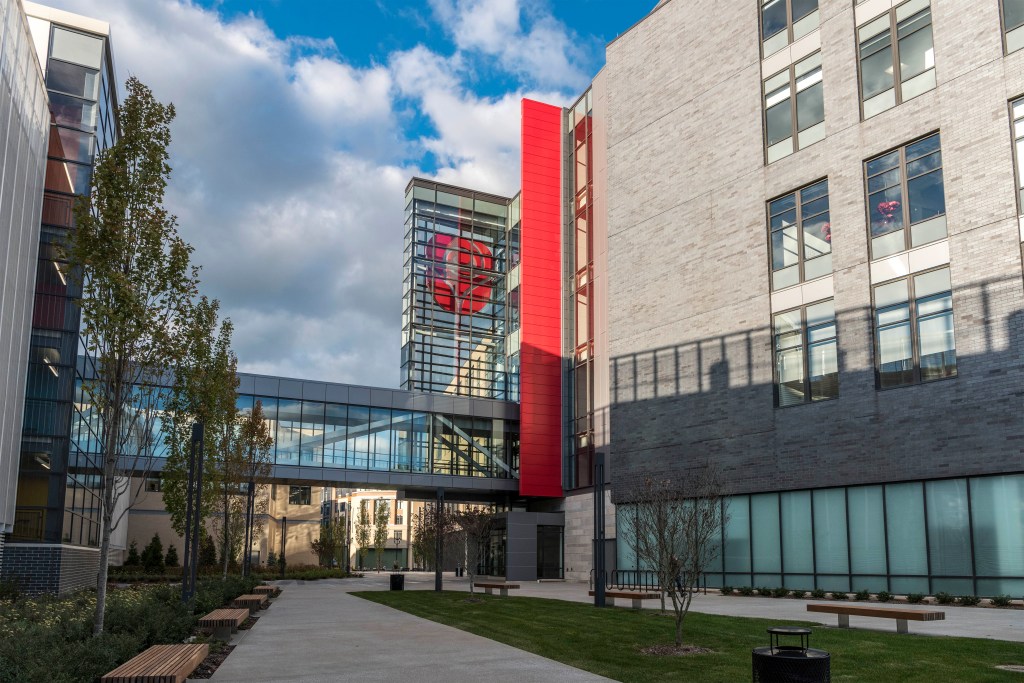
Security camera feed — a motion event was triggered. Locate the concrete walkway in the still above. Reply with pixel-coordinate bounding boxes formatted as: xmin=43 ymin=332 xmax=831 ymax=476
xmin=207 ymin=576 xmax=612 ymax=683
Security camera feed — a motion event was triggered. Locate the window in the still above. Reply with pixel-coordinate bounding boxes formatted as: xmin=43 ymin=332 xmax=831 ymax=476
xmin=858 ymin=0 xmax=935 ymax=119
xmin=774 ymin=299 xmax=838 ymax=406
xmin=394 ymin=530 xmax=402 ymax=543
xmin=1013 ymin=97 xmax=1024 ymax=214
xmin=764 ymin=52 xmax=825 ymax=162
xmin=1004 ymin=0 xmax=1024 ymax=53
xmin=288 ymin=485 xmax=311 ymax=506
xmin=144 ymin=477 xmax=161 ymax=493
xmin=761 ymin=0 xmax=820 ymax=56
xmin=768 ymin=179 xmax=832 ymax=289
xmin=874 ymin=267 xmax=956 ymax=388
xmin=864 ymin=133 xmax=946 ymax=259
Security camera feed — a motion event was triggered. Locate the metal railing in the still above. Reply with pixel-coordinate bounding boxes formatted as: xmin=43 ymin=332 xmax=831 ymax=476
xmin=589 ymin=568 xmax=709 ymax=594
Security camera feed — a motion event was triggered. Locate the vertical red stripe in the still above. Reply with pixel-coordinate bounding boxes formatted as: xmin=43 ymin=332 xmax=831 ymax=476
xmin=519 ymin=99 xmax=563 ymax=498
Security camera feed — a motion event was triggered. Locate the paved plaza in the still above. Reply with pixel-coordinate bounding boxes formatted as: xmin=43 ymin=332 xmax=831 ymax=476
xmin=207 ymin=572 xmax=1023 ymax=681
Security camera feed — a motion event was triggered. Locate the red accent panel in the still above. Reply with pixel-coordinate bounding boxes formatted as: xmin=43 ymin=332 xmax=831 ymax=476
xmin=519 ymin=99 xmax=563 ymax=498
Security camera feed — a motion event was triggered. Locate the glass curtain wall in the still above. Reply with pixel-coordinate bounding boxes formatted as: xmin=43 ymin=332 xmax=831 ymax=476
xmin=618 ymin=474 xmax=1024 ymax=596
xmin=401 ymin=180 xmax=510 ymax=398
xmin=16 ymin=21 xmax=117 ymax=546
xmin=567 ymin=89 xmax=595 ymax=490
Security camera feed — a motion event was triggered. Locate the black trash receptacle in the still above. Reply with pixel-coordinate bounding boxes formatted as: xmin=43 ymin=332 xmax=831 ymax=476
xmin=390 ymin=573 xmax=405 ymax=591
xmin=752 ymin=627 xmax=830 ymax=683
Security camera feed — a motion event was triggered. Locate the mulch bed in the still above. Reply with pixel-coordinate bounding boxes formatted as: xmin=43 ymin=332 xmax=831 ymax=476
xmin=639 ymin=644 xmax=713 ymax=657
xmin=238 ymin=615 xmax=259 ymax=629
xmin=190 ymin=644 xmax=235 ymax=679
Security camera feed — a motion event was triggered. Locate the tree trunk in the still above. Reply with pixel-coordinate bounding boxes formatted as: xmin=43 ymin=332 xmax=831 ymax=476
xmin=93 ymin=396 xmax=123 ymax=636
xmin=222 ymin=487 xmax=230 ymax=580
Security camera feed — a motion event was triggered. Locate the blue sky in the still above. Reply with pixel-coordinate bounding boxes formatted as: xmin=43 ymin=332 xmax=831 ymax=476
xmin=41 ymin=0 xmax=654 ymax=386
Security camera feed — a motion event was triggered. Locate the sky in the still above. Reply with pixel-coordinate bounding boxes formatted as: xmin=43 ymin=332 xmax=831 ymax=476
xmin=41 ymin=0 xmax=653 ymax=388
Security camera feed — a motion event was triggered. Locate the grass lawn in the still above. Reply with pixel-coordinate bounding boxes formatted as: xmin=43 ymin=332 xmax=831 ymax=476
xmin=354 ymin=591 xmax=1023 ymax=682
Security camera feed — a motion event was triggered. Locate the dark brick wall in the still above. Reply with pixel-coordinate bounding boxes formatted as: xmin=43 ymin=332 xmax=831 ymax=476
xmin=0 ymin=541 xmax=98 ymax=596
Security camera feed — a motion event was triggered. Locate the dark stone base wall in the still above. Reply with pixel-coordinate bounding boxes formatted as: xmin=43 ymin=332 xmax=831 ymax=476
xmin=0 ymin=539 xmax=99 ymax=595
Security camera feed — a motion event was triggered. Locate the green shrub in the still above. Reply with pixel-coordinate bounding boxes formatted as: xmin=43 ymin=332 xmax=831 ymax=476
xmin=125 ymin=540 xmax=141 ymax=567
xmin=719 ymin=585 xmax=733 ymax=596
xmin=772 ymin=587 xmax=789 ymax=598
xmin=876 ymin=590 xmax=893 ymax=603
xmin=957 ymin=595 xmax=981 ymax=606
xmin=757 ymin=586 xmax=772 ymax=597
xmin=141 ymin=534 xmax=164 ymax=574
xmin=789 ymin=589 xmax=806 ymax=599
xmin=810 ymin=588 xmax=827 ymax=599
xmin=854 ymin=589 xmax=871 ymax=601
xmin=935 ymin=591 xmax=954 ymax=605
xmin=199 ymin=533 xmax=218 ymax=569
xmin=991 ymin=595 xmax=1013 ymax=607
xmin=164 ymin=544 xmax=179 ymax=568
xmin=907 ymin=593 xmax=925 ymax=604
xmin=831 ymin=591 xmax=849 ymax=600
xmin=737 ymin=586 xmax=755 ymax=596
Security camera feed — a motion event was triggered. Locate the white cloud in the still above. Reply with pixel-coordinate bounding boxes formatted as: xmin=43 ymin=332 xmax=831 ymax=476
xmin=39 ymin=0 xmax=592 ymax=385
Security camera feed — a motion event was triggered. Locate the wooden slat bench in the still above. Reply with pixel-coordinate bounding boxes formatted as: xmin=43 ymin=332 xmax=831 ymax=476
xmin=198 ymin=607 xmax=249 ymax=641
xmin=589 ymin=590 xmax=660 ymax=609
xmin=232 ymin=593 xmax=268 ymax=616
xmin=253 ymin=584 xmax=278 ymax=596
xmin=473 ymin=581 xmax=520 ymax=597
xmin=807 ymin=603 xmax=945 ymax=634
xmin=101 ymin=643 xmax=209 ymax=683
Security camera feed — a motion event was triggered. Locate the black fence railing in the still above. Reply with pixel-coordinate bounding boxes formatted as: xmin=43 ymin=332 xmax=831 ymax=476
xmin=589 ymin=569 xmax=709 ymax=594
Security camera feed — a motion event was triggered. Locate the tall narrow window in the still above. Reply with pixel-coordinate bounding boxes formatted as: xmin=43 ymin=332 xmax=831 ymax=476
xmin=1003 ymin=0 xmax=1024 ymax=53
xmin=768 ymin=179 xmax=831 ymax=289
xmin=1013 ymin=97 xmax=1024 ymax=214
xmin=858 ymin=0 xmax=935 ymax=119
xmin=761 ymin=0 xmax=820 ymax=57
xmin=774 ymin=299 xmax=838 ymax=407
xmin=764 ymin=53 xmax=824 ymax=163
xmin=865 ymin=133 xmax=946 ymax=259
xmin=874 ymin=267 xmax=956 ymax=388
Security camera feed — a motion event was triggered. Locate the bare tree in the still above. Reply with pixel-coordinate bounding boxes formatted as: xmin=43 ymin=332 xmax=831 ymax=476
xmin=453 ymin=507 xmax=493 ymax=593
xmin=622 ymin=464 xmax=728 ymax=647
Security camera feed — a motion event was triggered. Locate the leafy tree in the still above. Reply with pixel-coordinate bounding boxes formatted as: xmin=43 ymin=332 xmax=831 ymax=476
xmin=233 ymin=400 xmax=274 ymax=575
xmin=411 ymin=503 xmax=457 ymax=571
xmin=453 ymin=507 xmax=493 ymax=592
xmin=373 ymin=500 xmax=390 ymax=571
xmin=66 ymin=77 xmax=198 ymax=635
xmin=355 ymin=501 xmax=371 ymax=570
xmin=311 ymin=519 xmax=345 ymax=568
xmin=141 ymin=533 xmax=165 ymax=574
xmin=161 ymin=297 xmax=237 ymax=569
xmin=622 ymin=464 xmax=727 ymax=647
xmin=164 ymin=544 xmax=179 ymax=568
xmin=124 ymin=540 xmax=140 ymax=567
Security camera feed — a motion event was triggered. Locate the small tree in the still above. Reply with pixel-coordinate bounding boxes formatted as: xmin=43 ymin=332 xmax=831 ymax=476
xmin=355 ymin=501 xmax=371 ymax=570
xmin=622 ymin=465 xmax=728 ymax=647
xmin=453 ymin=507 xmax=493 ymax=592
xmin=373 ymin=500 xmax=390 ymax=572
xmin=141 ymin=533 xmax=165 ymax=574
xmin=124 ymin=540 xmax=140 ymax=567
xmin=411 ymin=503 xmax=456 ymax=571
xmin=67 ymin=77 xmax=199 ymax=635
xmin=165 ymin=544 xmax=180 ymax=568
xmin=311 ymin=520 xmax=345 ymax=568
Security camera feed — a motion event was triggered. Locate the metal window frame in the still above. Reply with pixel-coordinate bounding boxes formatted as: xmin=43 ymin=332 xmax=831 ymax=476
xmin=870 ymin=264 xmax=957 ymax=389
xmin=1001 ymin=0 xmax=1024 ymax=54
xmin=1011 ymin=96 xmax=1024 ymax=217
xmin=766 ymin=178 xmax=831 ymax=289
xmin=759 ymin=0 xmax=820 ymax=58
xmin=771 ymin=297 xmax=838 ymax=408
xmin=863 ymin=131 xmax=945 ymax=259
xmin=856 ymin=2 xmax=934 ymax=120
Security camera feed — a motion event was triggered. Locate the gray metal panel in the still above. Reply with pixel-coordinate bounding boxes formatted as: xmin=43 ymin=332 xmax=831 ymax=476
xmin=348 ymin=386 xmax=371 ymax=405
xmin=302 ymin=382 xmax=327 ymax=401
xmin=409 ymin=394 xmax=432 ymax=411
xmin=470 ymin=400 xmax=494 ymax=418
xmin=391 ymin=393 xmax=415 ymax=410
xmin=237 ymin=375 xmax=255 ymax=394
xmin=452 ymin=398 xmax=471 ymax=415
xmin=429 ymin=395 xmax=455 ymax=414
xmin=325 ymin=384 xmax=350 ymax=403
xmin=369 ymin=388 xmax=394 ymax=408
xmin=253 ymin=376 xmax=279 ymax=396
xmin=278 ymin=380 xmax=303 ymax=399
